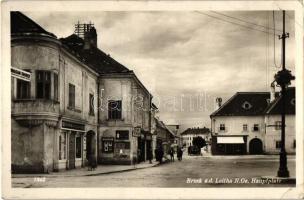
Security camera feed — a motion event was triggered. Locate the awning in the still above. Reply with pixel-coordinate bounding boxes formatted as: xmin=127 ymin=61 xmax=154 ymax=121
xmin=217 ymin=137 xmax=244 ymax=144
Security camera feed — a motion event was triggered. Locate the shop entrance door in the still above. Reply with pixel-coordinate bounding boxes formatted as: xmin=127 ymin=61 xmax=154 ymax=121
xmin=68 ymin=132 xmax=76 ymax=169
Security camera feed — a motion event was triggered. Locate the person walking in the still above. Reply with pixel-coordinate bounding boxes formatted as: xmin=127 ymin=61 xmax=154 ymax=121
xmin=177 ymin=146 xmax=183 ymax=161
xmin=169 ymin=147 xmax=174 ymax=162
xmin=147 ymin=149 xmax=153 ymax=164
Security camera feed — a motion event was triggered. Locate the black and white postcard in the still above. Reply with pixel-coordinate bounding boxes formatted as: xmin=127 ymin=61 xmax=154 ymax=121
xmin=1 ymin=0 xmax=303 ymax=199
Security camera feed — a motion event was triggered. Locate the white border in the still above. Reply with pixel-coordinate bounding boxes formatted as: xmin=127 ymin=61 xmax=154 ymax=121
xmin=1 ymin=1 xmax=303 ymax=199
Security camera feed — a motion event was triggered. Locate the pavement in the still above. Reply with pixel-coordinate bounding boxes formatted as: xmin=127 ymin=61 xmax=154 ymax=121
xmin=12 ymin=160 xmax=161 ymax=178
xmin=12 ymin=154 xmax=296 ymax=188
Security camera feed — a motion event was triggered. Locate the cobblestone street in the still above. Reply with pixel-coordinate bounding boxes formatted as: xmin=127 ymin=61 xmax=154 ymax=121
xmin=12 ymin=154 xmax=295 ymax=188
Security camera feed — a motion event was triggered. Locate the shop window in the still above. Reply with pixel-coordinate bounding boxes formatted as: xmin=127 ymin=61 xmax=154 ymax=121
xmin=68 ymin=83 xmax=75 ymax=108
xmin=17 ymin=79 xmax=30 ymax=99
xmin=275 ymin=121 xmax=281 ymax=130
xmin=54 ymin=73 xmax=58 ymax=101
xmin=102 ymin=137 xmax=114 ymax=153
xmin=275 ymin=141 xmax=281 ymax=149
xmin=116 ymin=130 xmax=129 ymax=140
xmin=59 ymin=132 xmax=67 ymax=160
xmin=75 ymin=136 xmax=82 ymax=158
xmin=253 ymin=124 xmax=259 ymax=131
xmin=36 ymin=70 xmax=51 ymax=99
xmin=89 ymin=93 xmax=94 ymax=116
xmin=219 ymin=124 xmax=225 ymax=131
xmin=243 ymin=124 xmax=248 ymax=132
xmin=108 ymin=100 xmax=122 ymax=119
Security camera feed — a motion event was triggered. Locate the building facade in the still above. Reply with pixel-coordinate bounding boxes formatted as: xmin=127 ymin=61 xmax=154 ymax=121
xmin=181 ymin=127 xmax=210 ymax=148
xmin=210 ymin=87 xmax=295 ymax=155
xmin=11 ymin=12 xmax=154 ymax=173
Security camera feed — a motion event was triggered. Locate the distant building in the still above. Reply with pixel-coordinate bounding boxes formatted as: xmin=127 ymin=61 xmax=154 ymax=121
xmin=154 ymin=118 xmax=176 ymax=156
xmin=210 ymin=87 xmax=295 ymax=155
xmin=166 ymin=124 xmax=181 ymax=145
xmin=181 ymin=127 xmax=210 ymax=148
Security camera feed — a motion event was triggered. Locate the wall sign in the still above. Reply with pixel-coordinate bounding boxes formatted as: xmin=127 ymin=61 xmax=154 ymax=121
xmin=133 ymin=127 xmax=141 ymax=137
xmin=62 ymin=121 xmax=85 ymax=131
xmin=101 ymin=137 xmax=114 ymax=153
xmin=116 ymin=130 xmax=129 ymax=140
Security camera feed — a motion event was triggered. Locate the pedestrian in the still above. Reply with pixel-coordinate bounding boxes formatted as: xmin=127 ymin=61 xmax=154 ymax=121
xmin=154 ymin=148 xmax=159 ymax=162
xmin=177 ymin=146 xmax=183 ymax=161
xmin=87 ymin=154 xmax=97 ymax=171
xmin=159 ymin=146 xmax=164 ymax=164
xmin=169 ymin=147 xmax=174 ymax=162
xmin=147 ymin=149 xmax=153 ymax=164
xmin=137 ymin=149 xmax=141 ymax=164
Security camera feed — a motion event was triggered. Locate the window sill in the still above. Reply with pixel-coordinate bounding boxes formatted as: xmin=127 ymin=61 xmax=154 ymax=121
xmin=67 ymin=106 xmax=81 ymax=113
xmin=13 ymin=99 xmax=60 ymax=104
xmin=107 ymin=118 xmax=125 ymax=121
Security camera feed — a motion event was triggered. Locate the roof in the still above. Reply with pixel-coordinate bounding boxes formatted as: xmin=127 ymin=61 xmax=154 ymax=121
xmin=155 ymin=118 xmax=176 ymax=138
xmin=60 ymin=34 xmax=130 ymax=74
xmin=211 ymin=92 xmax=270 ymax=117
xmin=11 ymin=11 xmax=56 ymax=38
xmin=181 ymin=127 xmax=210 ymax=135
xmin=211 ymin=87 xmax=295 ymax=117
xmin=265 ymin=87 xmax=295 ymax=115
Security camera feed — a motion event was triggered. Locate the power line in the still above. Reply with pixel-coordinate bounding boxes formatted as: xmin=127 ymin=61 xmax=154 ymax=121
xmin=195 ymin=11 xmax=280 ymax=36
xmin=211 ymin=11 xmax=283 ymax=34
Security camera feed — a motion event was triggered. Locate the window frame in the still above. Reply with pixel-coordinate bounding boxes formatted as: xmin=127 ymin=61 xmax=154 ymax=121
xmin=108 ymin=100 xmax=122 ymax=120
xmin=59 ymin=132 xmax=67 ymax=160
xmin=253 ymin=124 xmax=259 ymax=132
xmin=54 ymin=73 xmax=59 ymax=101
xmin=68 ymin=83 xmax=76 ymax=109
xmin=16 ymin=79 xmax=31 ymax=99
xmin=36 ymin=70 xmax=51 ymax=99
xmin=275 ymin=141 xmax=281 ymax=149
xmin=275 ymin=121 xmax=282 ymax=130
xmin=75 ymin=136 xmax=82 ymax=159
xmin=89 ymin=93 xmax=94 ymax=116
xmin=243 ymin=124 xmax=248 ymax=132
xmin=219 ymin=124 xmax=225 ymax=131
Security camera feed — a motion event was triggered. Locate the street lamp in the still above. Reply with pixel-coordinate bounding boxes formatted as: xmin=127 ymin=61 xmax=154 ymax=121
xmin=274 ymin=10 xmax=295 ymax=178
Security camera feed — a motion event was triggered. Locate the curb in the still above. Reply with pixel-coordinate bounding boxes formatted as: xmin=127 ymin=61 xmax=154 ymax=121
xmin=12 ymin=163 xmax=160 ymax=178
xmin=85 ymin=163 xmax=159 ymax=176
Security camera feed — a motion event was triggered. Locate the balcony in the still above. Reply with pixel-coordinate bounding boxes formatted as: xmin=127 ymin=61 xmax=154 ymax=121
xmin=12 ymin=99 xmax=60 ymax=127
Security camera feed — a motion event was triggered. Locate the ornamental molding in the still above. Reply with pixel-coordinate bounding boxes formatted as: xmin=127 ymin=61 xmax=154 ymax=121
xmin=12 ymin=112 xmax=59 ymax=128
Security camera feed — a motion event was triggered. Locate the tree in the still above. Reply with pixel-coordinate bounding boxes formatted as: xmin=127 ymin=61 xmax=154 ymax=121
xmin=192 ymin=136 xmax=206 ymax=148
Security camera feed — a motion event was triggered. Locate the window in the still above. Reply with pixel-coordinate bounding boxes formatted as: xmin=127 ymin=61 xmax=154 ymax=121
xmin=54 ymin=73 xmax=58 ymax=101
xmin=243 ymin=124 xmax=248 ymax=132
xmin=36 ymin=71 xmax=51 ymax=99
xmin=75 ymin=136 xmax=82 ymax=158
xmin=275 ymin=121 xmax=282 ymax=130
xmin=219 ymin=124 xmax=225 ymax=131
xmin=253 ymin=124 xmax=259 ymax=131
xmin=276 ymin=141 xmax=281 ymax=149
xmin=69 ymin=83 xmax=76 ymax=108
xmin=242 ymin=101 xmax=252 ymax=110
xmin=17 ymin=79 xmax=30 ymax=99
xmin=89 ymin=93 xmax=94 ymax=116
xmin=116 ymin=130 xmax=129 ymax=140
xmin=108 ymin=100 xmax=122 ymax=119
xmin=102 ymin=137 xmax=114 ymax=153
xmin=293 ymin=140 xmax=296 ymax=149
xmin=59 ymin=132 xmax=67 ymax=160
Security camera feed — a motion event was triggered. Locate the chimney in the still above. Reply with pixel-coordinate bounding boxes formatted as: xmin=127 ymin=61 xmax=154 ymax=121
xmin=270 ymin=81 xmax=276 ymax=102
xmin=215 ymin=97 xmax=222 ymax=110
xmin=84 ymin=26 xmax=97 ymax=49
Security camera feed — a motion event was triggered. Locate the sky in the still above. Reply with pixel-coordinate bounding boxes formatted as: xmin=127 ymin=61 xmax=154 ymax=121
xmin=24 ymin=11 xmax=295 ymax=131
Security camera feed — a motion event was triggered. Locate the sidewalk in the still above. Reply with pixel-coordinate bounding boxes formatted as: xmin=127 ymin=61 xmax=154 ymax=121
xmin=12 ymin=160 xmax=160 ymax=178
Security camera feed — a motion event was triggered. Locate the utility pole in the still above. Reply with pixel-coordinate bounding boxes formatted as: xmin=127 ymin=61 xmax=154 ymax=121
xmin=274 ymin=10 xmax=295 ymax=178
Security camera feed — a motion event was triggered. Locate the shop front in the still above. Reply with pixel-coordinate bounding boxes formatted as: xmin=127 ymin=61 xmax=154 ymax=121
xmin=211 ymin=135 xmax=248 ymax=155
xmin=58 ymin=120 xmax=86 ymax=171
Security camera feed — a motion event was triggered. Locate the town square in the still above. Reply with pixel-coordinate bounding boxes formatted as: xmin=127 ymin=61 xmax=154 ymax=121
xmin=9 ymin=9 xmax=297 ymax=189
